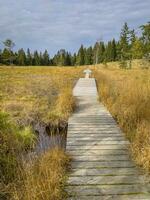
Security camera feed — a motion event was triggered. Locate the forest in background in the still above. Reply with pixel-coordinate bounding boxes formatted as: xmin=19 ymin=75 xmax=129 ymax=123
xmin=0 ymin=22 xmax=150 ymax=68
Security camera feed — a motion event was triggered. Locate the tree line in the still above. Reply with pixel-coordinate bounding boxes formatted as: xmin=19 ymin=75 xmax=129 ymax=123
xmin=0 ymin=22 xmax=150 ymax=67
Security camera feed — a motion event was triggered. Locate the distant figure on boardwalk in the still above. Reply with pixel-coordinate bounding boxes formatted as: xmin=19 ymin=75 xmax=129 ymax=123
xmin=83 ymin=68 xmax=92 ymax=78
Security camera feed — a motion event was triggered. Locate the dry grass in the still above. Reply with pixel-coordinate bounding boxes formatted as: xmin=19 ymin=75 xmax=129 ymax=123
xmin=0 ymin=66 xmax=82 ymax=125
xmin=11 ymin=149 xmax=70 ymax=200
xmin=92 ymin=59 xmax=150 ymax=69
xmin=94 ymin=68 xmax=150 ymax=172
xmin=0 ymin=66 xmax=83 ymax=200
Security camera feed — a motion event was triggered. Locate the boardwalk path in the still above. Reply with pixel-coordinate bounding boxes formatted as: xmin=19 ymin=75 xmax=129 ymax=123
xmin=66 ymin=78 xmax=150 ymax=200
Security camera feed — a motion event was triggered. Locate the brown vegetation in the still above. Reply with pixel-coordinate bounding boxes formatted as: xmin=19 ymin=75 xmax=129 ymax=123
xmin=94 ymin=68 xmax=150 ymax=172
xmin=0 ymin=66 xmax=82 ymax=200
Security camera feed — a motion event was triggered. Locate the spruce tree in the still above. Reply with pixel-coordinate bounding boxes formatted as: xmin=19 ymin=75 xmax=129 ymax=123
xmin=26 ymin=48 xmax=32 ymax=66
xmin=2 ymin=48 xmax=13 ymax=65
xmin=76 ymin=45 xmax=85 ymax=65
xmin=33 ymin=51 xmax=40 ymax=66
xmin=65 ymin=52 xmax=71 ymax=66
xmin=98 ymin=42 xmax=105 ymax=63
xmin=93 ymin=42 xmax=99 ymax=64
xmin=0 ymin=49 xmax=2 ymax=64
xmin=111 ymin=39 xmax=117 ymax=61
xmin=43 ymin=50 xmax=49 ymax=66
xmin=119 ymin=22 xmax=130 ymax=60
xmin=140 ymin=22 xmax=150 ymax=55
xmin=85 ymin=47 xmax=93 ymax=65
xmin=71 ymin=53 xmax=77 ymax=66
xmin=17 ymin=49 xmax=26 ymax=66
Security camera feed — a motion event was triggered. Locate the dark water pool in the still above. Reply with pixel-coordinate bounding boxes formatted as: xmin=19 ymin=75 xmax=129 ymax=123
xmin=33 ymin=121 xmax=68 ymax=154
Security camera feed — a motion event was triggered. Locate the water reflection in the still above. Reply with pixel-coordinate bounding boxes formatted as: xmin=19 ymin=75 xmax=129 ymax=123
xmin=34 ymin=121 xmax=68 ymax=154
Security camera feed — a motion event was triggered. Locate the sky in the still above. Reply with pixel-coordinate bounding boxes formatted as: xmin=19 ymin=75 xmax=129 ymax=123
xmin=0 ymin=0 xmax=150 ymax=56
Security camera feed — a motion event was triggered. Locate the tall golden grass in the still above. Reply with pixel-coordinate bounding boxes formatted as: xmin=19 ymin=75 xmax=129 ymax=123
xmin=94 ymin=68 xmax=150 ymax=172
xmin=0 ymin=66 xmax=82 ymax=125
xmin=0 ymin=66 xmax=82 ymax=200
xmin=11 ymin=149 xmax=70 ymax=200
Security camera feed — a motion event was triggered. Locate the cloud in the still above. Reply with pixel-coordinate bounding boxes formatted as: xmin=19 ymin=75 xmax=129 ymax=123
xmin=0 ymin=0 xmax=150 ymax=55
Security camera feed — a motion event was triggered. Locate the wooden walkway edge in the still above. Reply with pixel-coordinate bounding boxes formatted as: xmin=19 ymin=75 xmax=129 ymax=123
xmin=66 ymin=78 xmax=150 ymax=200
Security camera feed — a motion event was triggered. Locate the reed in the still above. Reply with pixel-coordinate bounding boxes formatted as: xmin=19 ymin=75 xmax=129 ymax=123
xmin=94 ymin=68 xmax=150 ymax=172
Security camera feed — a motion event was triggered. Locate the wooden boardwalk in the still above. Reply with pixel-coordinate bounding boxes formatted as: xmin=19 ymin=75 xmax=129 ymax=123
xmin=66 ymin=78 xmax=150 ymax=200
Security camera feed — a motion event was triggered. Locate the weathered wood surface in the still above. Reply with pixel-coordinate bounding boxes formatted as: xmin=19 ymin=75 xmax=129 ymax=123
xmin=67 ymin=78 xmax=150 ymax=200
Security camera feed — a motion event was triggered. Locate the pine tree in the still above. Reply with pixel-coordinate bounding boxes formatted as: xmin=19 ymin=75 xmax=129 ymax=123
xmin=71 ymin=53 xmax=77 ymax=66
xmin=65 ymin=52 xmax=71 ymax=66
xmin=26 ymin=48 xmax=32 ymax=66
xmin=98 ymin=42 xmax=105 ymax=63
xmin=111 ymin=39 xmax=117 ymax=61
xmin=33 ymin=51 xmax=40 ymax=66
xmin=119 ymin=22 xmax=131 ymax=60
xmin=43 ymin=50 xmax=49 ymax=66
xmin=140 ymin=22 xmax=150 ymax=55
xmin=130 ymin=29 xmax=136 ymax=45
xmin=93 ymin=42 xmax=99 ymax=64
xmin=85 ymin=47 xmax=93 ymax=65
xmin=76 ymin=45 xmax=85 ymax=65
xmin=104 ymin=40 xmax=117 ymax=62
xmin=0 ymin=49 xmax=2 ymax=64
xmin=17 ymin=49 xmax=26 ymax=66
xmin=58 ymin=49 xmax=66 ymax=66
xmin=2 ymin=48 xmax=12 ymax=65
xmin=116 ymin=41 xmax=122 ymax=61
xmin=39 ymin=52 xmax=43 ymax=65
xmin=105 ymin=42 xmax=111 ymax=62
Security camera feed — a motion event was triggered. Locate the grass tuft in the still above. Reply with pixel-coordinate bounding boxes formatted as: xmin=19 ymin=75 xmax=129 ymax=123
xmin=94 ymin=68 xmax=150 ymax=172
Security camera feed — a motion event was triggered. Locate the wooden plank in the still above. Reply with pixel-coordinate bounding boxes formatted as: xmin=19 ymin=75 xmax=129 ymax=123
xmin=71 ymin=161 xmax=135 ymax=168
xmin=67 ymin=141 xmax=129 ymax=145
xmin=71 ymin=155 xmax=130 ymax=161
xmin=67 ymin=144 xmax=128 ymax=150
xmin=66 ymin=78 xmax=150 ymax=199
xmin=69 ymin=168 xmax=141 ymax=176
xmin=68 ymin=175 xmax=147 ymax=185
xmin=67 ymin=185 xmax=150 ymax=196
xmin=67 ymin=149 xmax=128 ymax=156
xmin=67 ymin=194 xmax=150 ymax=200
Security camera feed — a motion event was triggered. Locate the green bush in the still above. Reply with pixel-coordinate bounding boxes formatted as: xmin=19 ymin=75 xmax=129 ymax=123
xmin=0 ymin=112 xmax=36 ymax=184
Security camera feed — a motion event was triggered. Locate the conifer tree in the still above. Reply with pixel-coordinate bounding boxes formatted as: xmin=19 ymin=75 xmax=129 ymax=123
xmin=76 ymin=45 xmax=85 ymax=65
xmin=33 ymin=51 xmax=40 ymax=66
xmin=119 ymin=22 xmax=131 ymax=60
xmin=85 ymin=47 xmax=93 ymax=65
xmin=26 ymin=48 xmax=32 ymax=66
xmin=17 ymin=49 xmax=26 ymax=66
xmin=98 ymin=42 xmax=105 ymax=63
xmin=111 ymin=39 xmax=117 ymax=61
xmin=65 ymin=52 xmax=71 ymax=66
xmin=71 ymin=53 xmax=77 ymax=66
xmin=2 ymin=48 xmax=13 ymax=65
xmin=0 ymin=49 xmax=2 ymax=64
xmin=140 ymin=22 xmax=150 ymax=54
xmin=93 ymin=42 xmax=99 ymax=64
xmin=43 ymin=50 xmax=49 ymax=65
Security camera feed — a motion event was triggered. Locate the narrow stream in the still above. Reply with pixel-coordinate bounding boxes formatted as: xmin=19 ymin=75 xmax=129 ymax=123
xmin=23 ymin=122 xmax=67 ymax=163
xmin=34 ymin=122 xmax=68 ymax=153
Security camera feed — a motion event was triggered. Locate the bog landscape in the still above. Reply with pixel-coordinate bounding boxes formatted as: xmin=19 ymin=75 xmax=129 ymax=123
xmin=0 ymin=1 xmax=150 ymax=200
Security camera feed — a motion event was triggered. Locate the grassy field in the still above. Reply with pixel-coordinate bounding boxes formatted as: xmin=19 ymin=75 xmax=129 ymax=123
xmin=94 ymin=68 xmax=150 ymax=172
xmin=0 ymin=64 xmax=150 ymax=199
xmin=0 ymin=66 xmax=82 ymax=200
xmin=0 ymin=66 xmax=83 ymax=125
